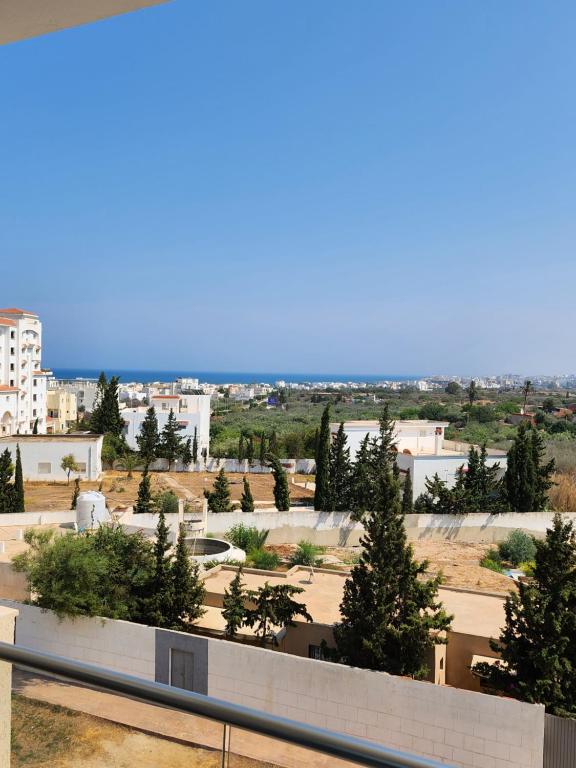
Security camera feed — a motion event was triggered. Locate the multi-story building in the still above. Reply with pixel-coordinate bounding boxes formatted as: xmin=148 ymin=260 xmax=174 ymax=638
xmin=48 ymin=377 xmax=100 ymax=413
xmin=0 ymin=308 xmax=50 ymax=436
xmin=46 ymin=389 xmax=78 ymax=433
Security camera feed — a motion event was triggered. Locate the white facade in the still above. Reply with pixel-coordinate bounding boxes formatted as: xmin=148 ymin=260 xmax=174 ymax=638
xmin=122 ymin=394 xmax=211 ymax=455
xmin=0 ymin=434 xmax=103 ymax=481
xmin=0 ymin=308 xmax=50 ymax=436
xmin=334 ymin=420 xmax=507 ymax=500
xmin=48 ymin=378 xmax=100 ymax=412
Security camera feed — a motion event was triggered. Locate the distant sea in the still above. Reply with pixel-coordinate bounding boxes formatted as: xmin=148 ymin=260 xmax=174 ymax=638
xmin=51 ymin=368 xmax=422 ymax=386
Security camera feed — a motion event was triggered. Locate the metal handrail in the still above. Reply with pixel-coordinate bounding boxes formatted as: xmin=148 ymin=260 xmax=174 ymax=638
xmin=0 ymin=641 xmax=450 ymax=768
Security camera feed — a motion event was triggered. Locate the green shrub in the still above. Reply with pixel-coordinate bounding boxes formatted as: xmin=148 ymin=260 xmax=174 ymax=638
xmin=480 ymin=556 xmax=504 ymax=573
xmin=498 ymin=530 xmax=536 ymax=567
xmin=485 ymin=547 xmax=502 ymax=564
xmin=518 ymin=560 xmax=535 ymax=576
xmin=249 ymin=548 xmax=280 ymax=570
xmin=154 ymin=491 xmax=179 ymax=515
xmin=225 ymin=523 xmax=268 ymax=553
xmin=289 ymin=540 xmax=325 ymax=567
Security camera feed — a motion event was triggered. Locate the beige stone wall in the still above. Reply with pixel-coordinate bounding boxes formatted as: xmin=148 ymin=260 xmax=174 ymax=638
xmin=446 ymin=631 xmax=500 ymax=692
xmin=0 ymin=606 xmax=18 ymax=768
xmin=0 ymin=563 xmax=30 ymax=602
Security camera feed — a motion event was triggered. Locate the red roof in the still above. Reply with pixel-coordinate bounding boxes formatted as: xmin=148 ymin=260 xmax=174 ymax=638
xmin=0 ymin=318 xmax=16 ymax=327
xmin=0 ymin=308 xmax=37 ymax=316
xmin=0 ymin=385 xmax=18 ymax=392
xmin=153 ymin=395 xmax=179 ymax=399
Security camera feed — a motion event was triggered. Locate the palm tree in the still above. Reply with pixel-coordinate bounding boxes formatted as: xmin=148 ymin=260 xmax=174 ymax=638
xmin=116 ymin=453 xmax=140 ymax=479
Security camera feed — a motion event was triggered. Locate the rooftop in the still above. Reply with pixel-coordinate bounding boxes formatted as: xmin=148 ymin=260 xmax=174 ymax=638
xmin=0 ymin=308 xmax=37 ymax=316
xmin=0 ymin=433 xmax=102 ymax=442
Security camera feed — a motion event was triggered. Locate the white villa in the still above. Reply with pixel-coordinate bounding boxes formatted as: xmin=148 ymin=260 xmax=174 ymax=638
xmin=0 ymin=308 xmax=51 ymax=437
xmin=122 ymin=393 xmax=211 ymax=456
xmin=333 ymin=419 xmax=507 ymax=500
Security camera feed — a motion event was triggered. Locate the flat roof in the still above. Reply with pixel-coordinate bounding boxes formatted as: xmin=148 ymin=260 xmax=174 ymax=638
xmin=334 ymin=420 xmax=450 ymax=429
xmin=0 ymin=434 xmax=102 ymax=442
xmin=203 ymin=566 xmax=506 ymax=638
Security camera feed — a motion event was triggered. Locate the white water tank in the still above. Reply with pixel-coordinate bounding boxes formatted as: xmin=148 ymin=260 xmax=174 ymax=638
xmin=76 ymin=491 xmax=108 ymax=530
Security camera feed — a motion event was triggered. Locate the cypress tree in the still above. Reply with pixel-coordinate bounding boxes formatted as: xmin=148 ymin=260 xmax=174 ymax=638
xmin=159 ymin=409 xmax=183 ymax=471
xmin=241 ymin=476 xmax=255 ymax=513
xmin=204 ymin=468 xmax=232 ymax=513
xmin=329 ymin=422 xmax=351 ymax=511
xmin=530 ymin=429 xmax=555 ymax=511
xmin=246 ymin=435 xmax=255 ymax=466
xmin=238 ymin=433 xmax=245 ymax=461
xmin=334 ymin=467 xmax=452 ymax=677
xmin=314 ymin=404 xmax=331 ymax=511
xmin=94 ymin=376 xmax=124 ymax=437
xmin=269 ymin=430 xmax=279 ymax=456
xmin=505 ymin=424 xmax=536 ymax=512
xmin=259 ymin=434 xmax=267 ymax=466
xmin=267 ymin=454 xmax=290 ymax=511
xmin=136 ymin=406 xmax=159 ymax=470
xmin=70 ymin=477 xmax=80 ymax=510
xmin=170 ymin=523 xmax=205 ymax=629
xmin=477 ymin=514 xmax=576 ymax=716
xmin=181 ymin=438 xmax=193 ymax=468
xmin=192 ymin=427 xmax=198 ymax=464
xmin=401 ymin=469 xmax=413 ymax=514
xmin=222 ymin=568 xmax=247 ymax=639
xmin=14 ymin=444 xmax=25 ymax=513
xmin=350 ymin=435 xmax=372 ymax=519
xmin=134 ymin=471 xmax=153 ymax=514
xmin=149 ymin=510 xmax=173 ymax=627
xmin=0 ymin=449 xmax=15 ymax=514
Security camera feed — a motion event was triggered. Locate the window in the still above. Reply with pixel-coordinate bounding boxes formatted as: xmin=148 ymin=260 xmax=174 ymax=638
xmin=10 ymin=347 xmax=14 ymax=355
xmin=32 ymin=409 xmax=37 ymax=417
xmin=9 ymin=380 xmax=14 ymax=387
xmin=76 ymin=462 xmax=87 ymax=472
xmin=308 ymin=644 xmax=326 ymax=661
xmin=33 ymin=394 xmax=37 ymax=402
xmin=37 ymin=462 xmax=52 ymax=475
xmin=33 ymin=379 xmax=37 ymax=387
xmin=9 ymin=364 xmax=14 ymax=371
xmin=10 ymin=331 xmax=14 ymax=339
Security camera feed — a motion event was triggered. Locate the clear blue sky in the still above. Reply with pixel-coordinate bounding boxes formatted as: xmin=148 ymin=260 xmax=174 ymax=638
xmin=2 ymin=1 xmax=575 ymax=376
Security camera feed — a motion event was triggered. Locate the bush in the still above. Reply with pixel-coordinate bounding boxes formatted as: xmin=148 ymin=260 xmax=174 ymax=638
xmin=249 ymin=548 xmax=280 ymax=570
xmin=498 ymin=530 xmax=537 ymax=567
xmin=289 ymin=540 xmax=325 ymax=567
xmin=480 ymin=556 xmax=504 ymax=573
xmin=485 ymin=547 xmax=502 ymax=564
xmin=225 ymin=523 xmax=268 ymax=554
xmin=154 ymin=491 xmax=179 ymax=515
xmin=518 ymin=560 xmax=535 ymax=576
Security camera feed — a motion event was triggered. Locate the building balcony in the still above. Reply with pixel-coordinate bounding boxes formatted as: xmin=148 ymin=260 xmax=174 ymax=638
xmin=0 ymin=638 xmax=446 ymax=768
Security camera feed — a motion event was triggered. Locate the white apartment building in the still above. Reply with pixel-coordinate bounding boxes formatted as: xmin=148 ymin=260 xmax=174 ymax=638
xmin=48 ymin=378 xmax=100 ymax=413
xmin=46 ymin=389 xmax=78 ymax=433
xmin=0 ymin=308 xmax=50 ymax=436
xmin=122 ymin=393 xmax=211 ymax=457
xmin=333 ymin=419 xmax=506 ymax=500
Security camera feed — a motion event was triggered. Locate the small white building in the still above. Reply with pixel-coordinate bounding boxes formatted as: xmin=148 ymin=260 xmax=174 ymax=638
xmin=333 ymin=420 xmax=507 ymax=500
xmin=0 ymin=434 xmax=103 ymax=481
xmin=122 ymin=394 xmax=211 ymax=456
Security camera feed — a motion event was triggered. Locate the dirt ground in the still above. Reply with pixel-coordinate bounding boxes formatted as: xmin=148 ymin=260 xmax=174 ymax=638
xmin=11 ymin=696 xmax=274 ymax=768
xmin=23 ymin=471 xmax=314 ymax=512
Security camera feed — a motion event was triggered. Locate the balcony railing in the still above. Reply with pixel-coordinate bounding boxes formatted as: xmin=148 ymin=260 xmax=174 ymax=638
xmin=0 ymin=641 xmax=449 ymax=768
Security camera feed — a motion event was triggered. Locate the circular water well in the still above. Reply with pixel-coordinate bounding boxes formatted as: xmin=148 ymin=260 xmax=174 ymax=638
xmin=184 ymin=537 xmax=245 ymax=565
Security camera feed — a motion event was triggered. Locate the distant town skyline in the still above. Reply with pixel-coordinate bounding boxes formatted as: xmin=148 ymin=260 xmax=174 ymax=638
xmin=3 ymin=1 xmax=576 ymax=372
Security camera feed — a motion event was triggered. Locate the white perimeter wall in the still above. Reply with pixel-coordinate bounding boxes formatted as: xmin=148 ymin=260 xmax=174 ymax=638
xmin=208 ymin=641 xmax=544 ymax=768
xmin=0 ymin=437 xmax=103 ymax=481
xmin=1 ymin=601 xmax=155 ymax=680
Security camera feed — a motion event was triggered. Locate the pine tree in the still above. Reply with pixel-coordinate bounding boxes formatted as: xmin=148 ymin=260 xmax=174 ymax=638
xmin=159 ymin=409 xmax=183 ymax=471
xmin=134 ymin=471 xmax=153 ymax=514
xmin=70 ymin=477 xmax=80 ymax=510
xmin=477 ymin=514 xmax=576 ymax=716
xmin=267 ymin=454 xmax=290 ymax=511
xmin=204 ymin=468 xmax=232 ymax=513
xmin=170 ymin=524 xmax=205 ymax=629
xmin=241 ymin=476 xmax=255 ymax=513
xmin=334 ymin=466 xmax=452 ymax=677
xmin=14 ymin=444 xmax=25 ymax=513
xmin=192 ymin=427 xmax=198 ymax=464
xmin=0 ymin=449 xmax=15 ymax=514
xmin=136 ymin=406 xmax=159 ymax=469
xmin=314 ymin=404 xmax=331 ymax=511
xmin=401 ymin=469 xmax=413 ymax=514
xmin=329 ymin=423 xmax=351 ymax=511
xmin=181 ymin=438 xmax=193 ymax=468
xmin=222 ymin=568 xmax=246 ymax=639
xmin=149 ymin=510 xmax=173 ymax=627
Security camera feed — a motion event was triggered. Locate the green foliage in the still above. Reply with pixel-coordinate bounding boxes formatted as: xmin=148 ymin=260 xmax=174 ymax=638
xmin=158 ymin=409 xmax=184 ymax=470
xmin=505 ymin=424 xmax=555 ymax=512
xmin=204 ymin=468 xmax=232 ymax=513
xmin=289 ymin=540 xmax=325 ymax=567
xmin=222 ymin=568 xmax=246 ymax=639
xmin=14 ymin=444 xmax=25 ymax=513
xmin=240 ymin=476 xmax=255 ymax=513
xmin=70 ymin=478 xmax=80 ymax=511
xmin=266 ymin=454 xmax=290 ymax=511
xmin=476 ymin=514 xmax=576 ymax=716
xmin=480 ymin=556 xmax=504 ymax=573
xmin=445 ymin=381 xmax=461 ymax=395
xmin=248 ymin=548 xmax=280 ymax=570
xmin=334 ymin=457 xmax=452 ymax=678
xmin=192 ymin=427 xmax=198 ymax=464
xmin=90 ymin=374 xmax=124 ymax=437
xmin=154 ymin=490 xmax=179 ymax=516
xmin=498 ymin=530 xmax=537 ymax=566
xmin=60 ymin=454 xmax=79 ymax=485
xmin=401 ymin=469 xmax=413 ymax=514
xmin=329 ymin=423 xmax=352 ymax=511
xmin=169 ymin=524 xmax=205 ymax=629
xmin=314 ymin=404 xmax=331 ymax=511
xmin=181 ymin=438 xmax=193 ymax=468
xmin=136 ymin=407 xmax=159 ymax=469
xmin=244 ymin=583 xmax=312 ymax=645
xmin=134 ymin=471 xmax=152 ymax=514
xmin=225 ymin=523 xmax=268 ymax=553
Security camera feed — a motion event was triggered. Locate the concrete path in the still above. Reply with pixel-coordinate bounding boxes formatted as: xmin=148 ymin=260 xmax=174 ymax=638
xmin=12 ymin=669 xmax=350 ymax=768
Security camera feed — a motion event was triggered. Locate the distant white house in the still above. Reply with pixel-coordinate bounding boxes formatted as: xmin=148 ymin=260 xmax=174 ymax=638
xmin=332 ymin=420 xmax=507 ymax=500
xmin=122 ymin=394 xmax=211 ymax=456
xmin=0 ymin=434 xmax=103 ymax=481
